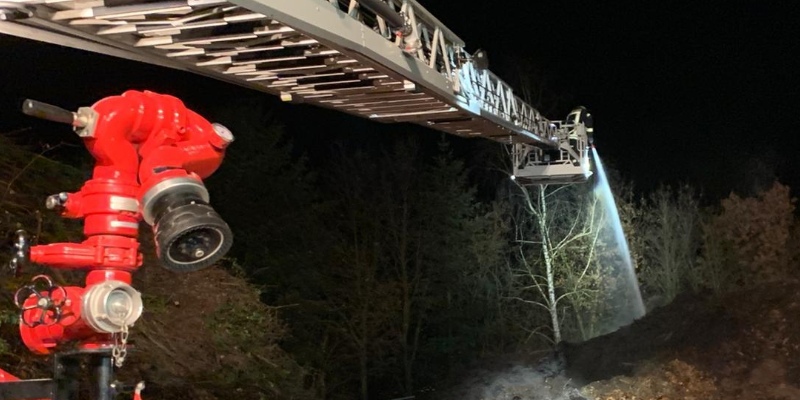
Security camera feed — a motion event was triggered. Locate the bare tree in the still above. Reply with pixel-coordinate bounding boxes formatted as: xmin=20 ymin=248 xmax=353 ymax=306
xmin=558 ymin=198 xmax=608 ymax=341
xmin=510 ymin=183 xmax=603 ymax=344
xmin=638 ymin=185 xmax=701 ymax=304
xmin=696 ymin=214 xmax=737 ymax=294
xmin=376 ymin=140 xmax=425 ymax=395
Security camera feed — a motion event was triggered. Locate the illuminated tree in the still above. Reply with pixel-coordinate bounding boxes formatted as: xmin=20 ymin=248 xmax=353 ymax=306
xmin=510 ymin=183 xmax=603 ymax=344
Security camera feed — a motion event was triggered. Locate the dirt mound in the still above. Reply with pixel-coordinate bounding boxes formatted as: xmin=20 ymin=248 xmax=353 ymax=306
xmin=571 ymin=278 xmax=800 ymax=399
xmin=562 ymin=288 xmax=735 ymax=384
xmin=434 ymin=279 xmax=800 ymax=400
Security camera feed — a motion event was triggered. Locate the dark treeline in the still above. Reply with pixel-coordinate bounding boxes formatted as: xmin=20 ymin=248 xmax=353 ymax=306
xmin=201 ymin=98 xmax=800 ymax=400
xmin=205 ymin=97 xmax=515 ymax=399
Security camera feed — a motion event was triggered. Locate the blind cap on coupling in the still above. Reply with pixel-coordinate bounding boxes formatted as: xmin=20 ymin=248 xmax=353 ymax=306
xmin=82 ymin=280 xmax=143 ymax=333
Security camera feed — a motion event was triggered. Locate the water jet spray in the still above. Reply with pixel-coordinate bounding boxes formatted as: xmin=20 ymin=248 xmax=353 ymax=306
xmin=589 ymin=147 xmax=646 ymax=329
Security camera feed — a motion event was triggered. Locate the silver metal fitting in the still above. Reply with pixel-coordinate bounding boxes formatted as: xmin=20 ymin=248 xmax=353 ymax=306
xmin=211 ymin=122 xmax=235 ymax=147
xmin=82 ymin=280 xmax=143 ymax=334
xmin=74 ymin=107 xmax=99 ymax=138
xmin=140 ymin=176 xmax=209 ymax=225
xmin=45 ymin=192 xmax=69 ymax=210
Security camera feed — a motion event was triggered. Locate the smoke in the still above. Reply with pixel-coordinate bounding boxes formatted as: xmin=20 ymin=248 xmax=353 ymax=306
xmin=449 ymin=352 xmax=587 ymax=400
xmin=479 ymin=367 xmax=586 ymax=400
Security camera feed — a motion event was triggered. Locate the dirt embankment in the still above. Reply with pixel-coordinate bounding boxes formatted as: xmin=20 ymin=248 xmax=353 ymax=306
xmin=570 ymin=278 xmax=800 ymax=400
xmin=435 ymin=278 xmax=800 ymax=400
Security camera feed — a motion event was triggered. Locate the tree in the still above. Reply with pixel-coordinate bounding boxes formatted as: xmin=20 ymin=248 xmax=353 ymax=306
xmin=372 ymin=139 xmax=424 ymax=395
xmin=638 ymin=184 xmax=701 ymax=303
xmin=411 ymin=140 xmax=512 ymax=383
xmin=323 ymin=146 xmax=398 ymax=400
xmin=315 ymin=137 xmax=513 ymax=397
xmin=205 ymin=98 xmax=321 ymax=280
xmin=457 ymin=200 xmax=514 ymax=355
xmin=510 ymin=183 xmax=603 ymax=345
xmin=696 ymin=213 xmax=738 ymax=294
xmin=376 ymin=138 xmax=486 ymax=394
xmin=203 ymin=99 xmax=337 ymax=397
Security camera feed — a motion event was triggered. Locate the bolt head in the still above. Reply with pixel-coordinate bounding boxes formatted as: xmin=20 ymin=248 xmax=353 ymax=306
xmin=45 ymin=196 xmax=59 ymax=210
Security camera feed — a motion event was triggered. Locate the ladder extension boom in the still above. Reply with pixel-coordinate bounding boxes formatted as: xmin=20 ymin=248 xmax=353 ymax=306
xmin=0 ymin=0 xmax=593 ymax=183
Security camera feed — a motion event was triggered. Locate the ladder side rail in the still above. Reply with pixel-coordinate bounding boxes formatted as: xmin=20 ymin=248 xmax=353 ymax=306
xmin=457 ymin=61 xmax=562 ymax=145
xmin=392 ymin=0 xmax=464 ymax=80
xmin=386 ymin=0 xmax=465 ymax=46
xmin=229 ymin=0 xmax=458 ymax=100
xmin=3 ymin=0 xmax=563 ymax=146
xmin=327 ymin=0 xmax=465 ymax=81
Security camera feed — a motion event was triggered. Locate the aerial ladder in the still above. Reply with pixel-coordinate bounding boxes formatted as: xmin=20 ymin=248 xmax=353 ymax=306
xmin=0 ymin=1 xmax=595 ymax=399
xmin=0 ymin=0 xmax=594 ymax=184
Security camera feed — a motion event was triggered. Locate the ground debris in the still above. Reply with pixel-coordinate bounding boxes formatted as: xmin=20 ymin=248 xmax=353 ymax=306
xmin=570 ymin=279 xmax=800 ymax=400
xmin=582 ymin=359 xmax=718 ymax=400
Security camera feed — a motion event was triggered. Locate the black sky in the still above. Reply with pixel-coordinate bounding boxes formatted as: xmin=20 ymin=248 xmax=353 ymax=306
xmin=420 ymin=0 xmax=800 ymax=198
xmin=1 ymin=1 xmax=798 ymax=200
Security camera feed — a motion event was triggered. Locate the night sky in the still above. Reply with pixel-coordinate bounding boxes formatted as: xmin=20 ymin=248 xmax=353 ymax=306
xmin=1 ymin=1 xmax=798 ymax=200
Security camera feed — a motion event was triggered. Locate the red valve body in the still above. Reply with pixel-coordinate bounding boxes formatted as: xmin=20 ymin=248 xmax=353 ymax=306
xmin=19 ymin=271 xmax=133 ymax=355
xmin=20 ymin=285 xmax=90 ymax=354
xmin=19 ymin=90 xmax=229 ymax=353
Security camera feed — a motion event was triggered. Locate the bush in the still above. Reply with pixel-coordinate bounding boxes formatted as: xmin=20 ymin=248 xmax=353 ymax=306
xmin=700 ymin=181 xmax=795 ymax=289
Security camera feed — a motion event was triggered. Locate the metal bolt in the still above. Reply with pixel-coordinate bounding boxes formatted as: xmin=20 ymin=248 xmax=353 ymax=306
xmin=45 ymin=192 xmax=68 ymax=209
xmin=45 ymin=195 xmax=59 ymax=210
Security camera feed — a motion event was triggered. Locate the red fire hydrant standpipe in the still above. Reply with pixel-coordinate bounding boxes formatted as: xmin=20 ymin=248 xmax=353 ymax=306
xmin=0 ymin=90 xmax=235 ymax=400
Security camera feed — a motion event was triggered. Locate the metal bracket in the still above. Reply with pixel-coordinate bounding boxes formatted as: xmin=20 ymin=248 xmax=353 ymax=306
xmin=0 ymin=379 xmax=55 ymax=400
xmin=0 ymin=351 xmax=120 ymax=400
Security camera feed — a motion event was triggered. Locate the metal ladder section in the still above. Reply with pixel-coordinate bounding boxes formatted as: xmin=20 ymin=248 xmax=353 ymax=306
xmin=0 ymin=0 xmax=591 ymax=183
